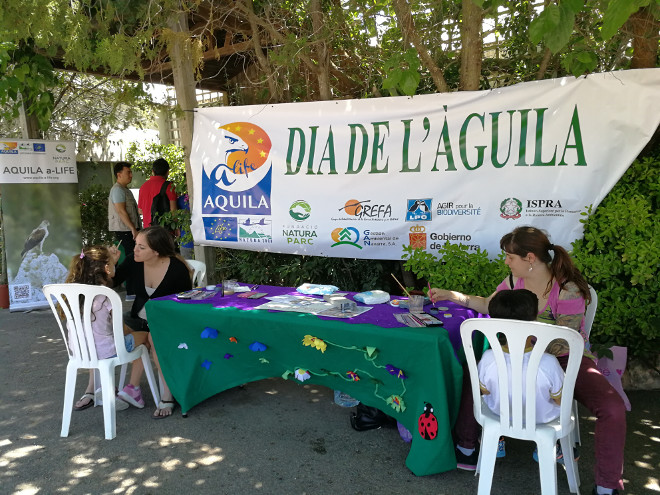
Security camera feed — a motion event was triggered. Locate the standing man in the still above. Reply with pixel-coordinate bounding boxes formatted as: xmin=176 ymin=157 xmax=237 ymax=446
xmin=138 ymin=157 xmax=177 ymax=228
xmin=108 ymin=161 xmax=141 ymax=301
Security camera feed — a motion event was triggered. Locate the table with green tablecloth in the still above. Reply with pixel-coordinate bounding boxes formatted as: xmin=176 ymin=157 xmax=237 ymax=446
xmin=146 ymin=285 xmax=483 ymax=476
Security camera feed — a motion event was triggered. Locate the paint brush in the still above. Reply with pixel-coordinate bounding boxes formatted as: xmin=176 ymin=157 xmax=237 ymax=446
xmin=390 ymin=273 xmax=411 ymax=297
xmin=427 ymin=281 xmax=436 ymax=307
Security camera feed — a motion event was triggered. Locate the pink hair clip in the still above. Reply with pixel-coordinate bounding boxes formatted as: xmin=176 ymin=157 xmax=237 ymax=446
xmin=80 ymin=249 xmax=85 ymax=259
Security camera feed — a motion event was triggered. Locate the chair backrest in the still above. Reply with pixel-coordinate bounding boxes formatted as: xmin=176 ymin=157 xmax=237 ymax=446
xmin=460 ymin=318 xmax=584 ymax=439
xmin=583 ymin=285 xmax=598 ymax=339
xmin=185 ymin=259 xmax=207 ymax=287
xmin=43 ymin=284 xmax=131 ymax=366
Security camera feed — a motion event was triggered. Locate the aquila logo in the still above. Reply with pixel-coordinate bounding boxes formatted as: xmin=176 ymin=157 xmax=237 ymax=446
xmin=500 ymin=197 xmax=523 ymax=220
xmin=203 ymin=123 xmax=272 ymax=193
xmin=330 ymin=227 xmax=362 ymax=249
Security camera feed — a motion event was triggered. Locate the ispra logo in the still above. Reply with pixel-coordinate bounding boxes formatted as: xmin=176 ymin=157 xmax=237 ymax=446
xmin=203 ymin=123 xmax=272 ymax=192
xmin=289 ymin=200 xmax=311 ymax=221
xmin=330 ymin=227 xmax=362 ymax=249
xmin=500 ymin=198 xmax=523 ymax=220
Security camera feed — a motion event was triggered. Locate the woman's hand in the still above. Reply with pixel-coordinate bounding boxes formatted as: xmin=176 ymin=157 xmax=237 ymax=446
xmin=429 ymin=288 xmax=454 ymax=303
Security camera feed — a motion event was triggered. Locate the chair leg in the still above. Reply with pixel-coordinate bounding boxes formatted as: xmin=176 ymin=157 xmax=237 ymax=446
xmin=118 ymin=363 xmax=128 ymax=392
xmin=560 ymin=435 xmax=581 ymax=493
xmin=477 ymin=428 xmax=499 ymax=495
xmin=572 ymin=400 xmax=581 ymax=446
xmin=140 ymin=348 xmax=161 ymax=407
xmin=98 ymin=364 xmax=117 ymax=440
xmin=536 ymin=437 xmax=559 ymax=495
xmin=61 ymin=362 xmax=78 ymax=437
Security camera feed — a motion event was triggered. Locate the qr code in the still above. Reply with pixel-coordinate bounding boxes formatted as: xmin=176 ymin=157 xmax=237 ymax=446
xmin=11 ymin=284 xmax=31 ymax=301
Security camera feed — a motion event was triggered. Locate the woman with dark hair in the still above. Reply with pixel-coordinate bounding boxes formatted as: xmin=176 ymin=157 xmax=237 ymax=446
xmin=111 ymin=225 xmax=192 ymax=419
xmin=430 ymin=226 xmax=626 ymax=495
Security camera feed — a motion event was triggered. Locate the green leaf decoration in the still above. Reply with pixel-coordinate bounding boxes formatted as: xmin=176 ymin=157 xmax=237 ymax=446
xmin=365 ymin=346 xmax=378 ymax=358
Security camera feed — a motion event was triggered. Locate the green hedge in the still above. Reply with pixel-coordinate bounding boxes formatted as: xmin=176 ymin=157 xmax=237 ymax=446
xmin=571 ymin=156 xmax=660 ymax=361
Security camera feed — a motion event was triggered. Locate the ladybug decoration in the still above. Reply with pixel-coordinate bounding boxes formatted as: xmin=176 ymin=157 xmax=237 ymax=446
xmin=418 ymin=402 xmax=438 ymax=440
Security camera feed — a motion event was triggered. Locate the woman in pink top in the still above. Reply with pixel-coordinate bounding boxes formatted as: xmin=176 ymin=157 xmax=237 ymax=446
xmin=430 ymin=226 xmax=626 ymax=495
xmin=63 ymin=246 xmax=149 ymax=411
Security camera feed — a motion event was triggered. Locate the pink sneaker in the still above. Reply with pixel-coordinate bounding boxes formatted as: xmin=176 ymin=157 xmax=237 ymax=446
xmin=117 ymin=384 xmax=145 ymax=408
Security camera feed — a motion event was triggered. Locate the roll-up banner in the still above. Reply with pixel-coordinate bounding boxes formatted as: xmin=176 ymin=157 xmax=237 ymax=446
xmin=190 ymin=69 xmax=660 ymax=260
xmin=0 ymin=140 xmax=81 ymax=311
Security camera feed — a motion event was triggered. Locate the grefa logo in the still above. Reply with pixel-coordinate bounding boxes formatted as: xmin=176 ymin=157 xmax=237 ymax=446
xmin=339 ymin=199 xmax=392 ymax=219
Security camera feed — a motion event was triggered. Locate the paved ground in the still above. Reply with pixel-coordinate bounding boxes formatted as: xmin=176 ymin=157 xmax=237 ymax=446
xmin=1 ymin=300 xmax=658 ymax=495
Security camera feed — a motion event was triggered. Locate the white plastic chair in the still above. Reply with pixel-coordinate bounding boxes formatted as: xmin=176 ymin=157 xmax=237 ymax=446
xmin=460 ymin=318 xmax=584 ymax=495
xmin=44 ymin=283 xmax=161 ymax=440
xmin=185 ymin=259 xmax=207 ymax=287
xmin=573 ymin=284 xmax=598 ymax=446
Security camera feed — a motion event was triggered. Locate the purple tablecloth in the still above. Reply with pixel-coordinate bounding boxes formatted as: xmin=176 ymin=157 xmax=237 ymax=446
xmin=159 ymin=284 xmax=482 ymax=358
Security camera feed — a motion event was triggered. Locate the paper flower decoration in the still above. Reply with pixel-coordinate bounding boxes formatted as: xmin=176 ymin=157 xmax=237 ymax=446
xmin=365 ymin=346 xmax=378 ymax=358
xmin=201 ymin=327 xmax=219 ymax=339
xmin=229 ymin=337 xmax=238 ymax=343
xmin=295 ymin=368 xmax=311 ymax=382
xmin=386 ymin=395 xmax=406 ymax=412
xmin=249 ymin=341 xmax=267 ymax=352
xmin=259 ymin=358 xmax=270 ymax=364
xmin=201 ymin=360 xmax=212 ymax=370
xmin=386 ymin=364 xmax=407 ymax=380
xmin=178 ymin=343 xmax=188 ymax=349
xmin=302 ymin=335 xmax=327 ymax=353
xmin=224 ymin=353 xmax=233 ymax=359
xmin=346 ymin=371 xmax=360 ymax=382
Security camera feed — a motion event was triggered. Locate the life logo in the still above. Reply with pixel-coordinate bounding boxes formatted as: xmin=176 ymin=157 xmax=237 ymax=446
xmin=330 ymin=227 xmax=363 ymax=249
xmin=201 ymin=123 xmax=273 ymax=215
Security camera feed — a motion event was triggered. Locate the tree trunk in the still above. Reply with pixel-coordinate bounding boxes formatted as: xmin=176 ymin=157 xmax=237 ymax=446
xmin=392 ymin=0 xmax=449 ymax=93
xmin=244 ymin=0 xmax=280 ymax=102
xmin=310 ymin=0 xmax=332 ymax=100
xmin=459 ymin=0 xmax=483 ymax=91
xmin=629 ymin=6 xmax=660 ymax=69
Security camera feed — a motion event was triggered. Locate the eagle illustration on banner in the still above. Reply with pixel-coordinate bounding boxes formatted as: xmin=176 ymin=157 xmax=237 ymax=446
xmin=202 ymin=123 xmax=272 ymax=193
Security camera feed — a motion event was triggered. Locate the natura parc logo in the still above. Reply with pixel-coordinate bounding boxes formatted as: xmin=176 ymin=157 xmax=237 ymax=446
xmin=202 ymin=122 xmax=273 ymax=216
xmin=500 ymin=197 xmax=523 ymax=220
xmin=289 ymin=200 xmax=311 ymax=221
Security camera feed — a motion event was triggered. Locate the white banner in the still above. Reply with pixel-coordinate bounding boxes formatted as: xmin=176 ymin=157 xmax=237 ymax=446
xmin=0 ymin=140 xmax=80 ymax=311
xmin=191 ymin=69 xmax=660 ymax=260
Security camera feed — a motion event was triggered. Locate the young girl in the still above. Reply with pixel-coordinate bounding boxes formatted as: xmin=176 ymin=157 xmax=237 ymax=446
xmin=64 ymin=245 xmax=149 ymax=411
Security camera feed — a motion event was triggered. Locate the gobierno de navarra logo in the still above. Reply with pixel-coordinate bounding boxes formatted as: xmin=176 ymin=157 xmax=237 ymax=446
xmin=203 ymin=122 xmax=272 ymax=192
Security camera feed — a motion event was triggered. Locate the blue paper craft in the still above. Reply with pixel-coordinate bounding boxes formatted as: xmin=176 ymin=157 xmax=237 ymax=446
xmin=201 ymin=327 xmax=219 ymax=339
xmin=249 ymin=341 xmax=267 ymax=352
xmin=201 ymin=360 xmax=213 ymax=370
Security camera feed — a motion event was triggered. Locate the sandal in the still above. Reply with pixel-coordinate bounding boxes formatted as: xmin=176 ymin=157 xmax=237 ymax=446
xmin=74 ymin=393 xmax=95 ymax=411
xmin=152 ymin=400 xmax=175 ymax=420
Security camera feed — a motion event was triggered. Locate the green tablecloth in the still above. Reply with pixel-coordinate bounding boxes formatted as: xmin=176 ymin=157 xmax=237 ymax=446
xmin=147 ymin=296 xmax=467 ymax=475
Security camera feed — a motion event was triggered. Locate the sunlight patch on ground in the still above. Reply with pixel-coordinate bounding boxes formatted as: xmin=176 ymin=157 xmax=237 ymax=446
xmin=13 ymin=483 xmax=39 ymax=495
xmin=264 ymin=389 xmax=279 ymax=395
xmin=0 ymin=439 xmax=11 ymax=447
xmin=644 ymin=477 xmax=659 ymax=491
xmin=161 ymin=457 xmax=182 ymax=471
xmin=0 ymin=444 xmax=44 ymax=467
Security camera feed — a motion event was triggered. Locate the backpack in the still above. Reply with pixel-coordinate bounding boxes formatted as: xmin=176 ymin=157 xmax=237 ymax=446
xmin=150 ymin=180 xmax=171 ymax=225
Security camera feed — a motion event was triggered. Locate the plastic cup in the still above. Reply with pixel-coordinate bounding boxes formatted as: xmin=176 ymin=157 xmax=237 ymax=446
xmin=407 ymin=294 xmax=425 ymax=313
xmin=222 ymin=279 xmax=237 ymax=295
